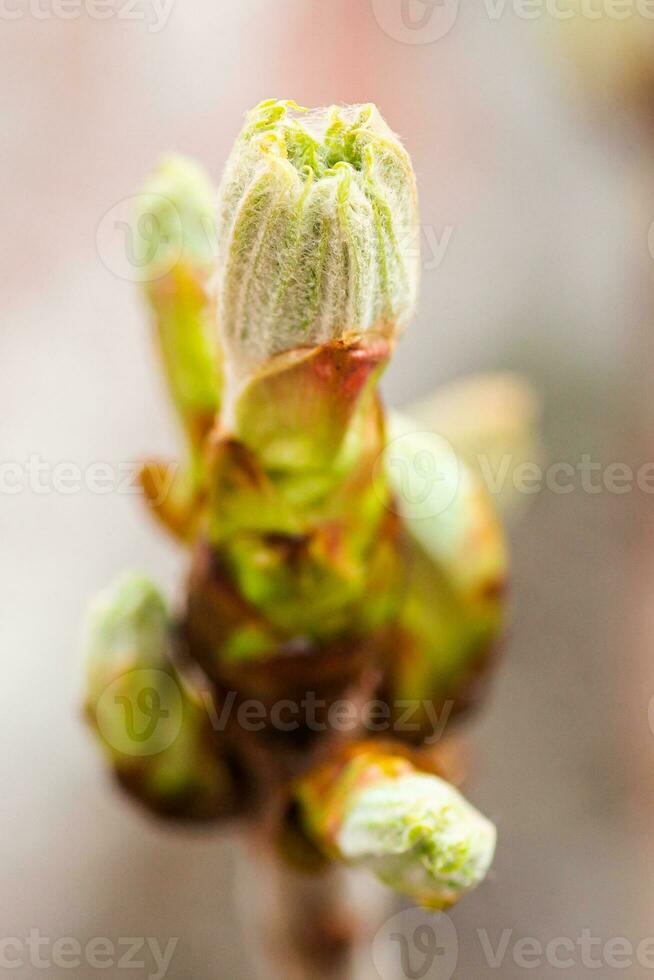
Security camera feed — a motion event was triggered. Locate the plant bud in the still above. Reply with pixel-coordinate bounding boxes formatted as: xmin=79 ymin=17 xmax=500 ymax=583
xmin=215 ymin=99 xmax=420 ymax=378
xmin=84 ymin=573 xmax=237 ymax=819
xmin=136 ymin=154 xmax=216 ymax=278
xmin=336 ymin=770 xmax=496 ymax=909
xmin=297 ymin=750 xmax=496 ymax=909
xmin=84 ymin=573 xmax=170 ymax=698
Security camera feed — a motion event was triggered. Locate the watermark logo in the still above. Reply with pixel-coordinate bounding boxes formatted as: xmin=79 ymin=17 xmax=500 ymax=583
xmin=371 ymin=0 xmax=461 ymax=44
xmin=397 ymin=223 xmax=455 ymax=272
xmin=96 ymin=669 xmax=183 ymax=757
xmin=0 ymin=455 xmax=177 ymax=499
xmin=373 ymin=907 xmax=459 ymax=980
xmin=202 ymin=691 xmax=453 ymax=746
xmin=372 ymin=0 xmax=654 ymax=39
xmin=484 ymin=0 xmax=654 ymax=21
xmin=0 ymin=0 xmax=175 ymax=31
xmin=96 ymin=193 xmax=183 ymax=283
xmin=95 ymin=194 xmax=452 ymax=283
xmin=422 ymin=224 xmax=454 ymax=271
xmin=476 ymin=928 xmax=654 ymax=970
xmin=374 ymin=430 xmax=460 ymax=520
xmin=371 ymin=919 xmax=654 ymax=974
xmin=0 ymin=931 xmax=178 ymax=978
xmin=4 ymin=450 xmax=654 ymax=501
xmin=92 ymin=679 xmax=454 ymax=751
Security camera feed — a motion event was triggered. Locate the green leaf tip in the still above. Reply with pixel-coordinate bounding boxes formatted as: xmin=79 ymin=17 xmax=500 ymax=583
xmin=215 ymin=99 xmax=420 ymax=377
xmin=135 ymin=155 xmax=221 ymax=444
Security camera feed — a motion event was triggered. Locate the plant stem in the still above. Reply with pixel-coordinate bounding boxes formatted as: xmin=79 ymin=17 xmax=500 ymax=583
xmin=240 ymin=836 xmax=358 ymax=980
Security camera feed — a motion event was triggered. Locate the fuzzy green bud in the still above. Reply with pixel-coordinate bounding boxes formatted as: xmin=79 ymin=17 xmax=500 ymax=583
xmin=337 ymin=771 xmax=496 ymax=909
xmin=297 ymin=751 xmax=496 ymax=909
xmin=214 ymin=99 xmax=420 ymax=380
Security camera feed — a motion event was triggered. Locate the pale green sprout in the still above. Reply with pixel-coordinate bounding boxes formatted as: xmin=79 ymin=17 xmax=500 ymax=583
xmin=336 ymin=772 xmax=496 ymax=908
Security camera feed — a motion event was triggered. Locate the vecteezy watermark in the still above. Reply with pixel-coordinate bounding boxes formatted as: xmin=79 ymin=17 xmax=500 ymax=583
xmin=482 ymin=0 xmax=654 ymax=21
xmin=373 ymin=907 xmax=459 ymax=980
xmin=372 ymin=911 xmax=654 ymax=977
xmin=373 ymin=430 xmax=654 ymax=521
xmin=374 ymin=430 xmax=461 ymax=520
xmin=422 ymin=224 xmax=454 ymax=271
xmin=0 ymin=455 xmax=178 ymax=502
xmin=5 ymin=449 xmax=654 ymax=503
xmin=0 ymin=931 xmax=178 ymax=978
xmin=203 ymin=691 xmax=453 ymax=745
xmin=95 ymin=193 xmax=453 ymax=282
xmin=96 ymin=668 xmax=185 ymax=757
xmin=477 ymin=453 xmax=654 ymax=497
xmin=96 ymin=194 xmax=186 ymax=283
xmin=370 ymin=0 xmax=654 ymax=46
xmin=476 ymin=930 xmax=654 ymax=970
xmin=94 ymin=670 xmax=455 ymax=759
xmin=0 ymin=0 xmax=175 ymax=31
xmin=370 ymin=0 xmax=461 ymax=45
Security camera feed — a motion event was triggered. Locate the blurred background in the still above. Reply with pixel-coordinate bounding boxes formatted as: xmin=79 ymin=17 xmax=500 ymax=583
xmin=3 ymin=1 xmax=654 ymax=976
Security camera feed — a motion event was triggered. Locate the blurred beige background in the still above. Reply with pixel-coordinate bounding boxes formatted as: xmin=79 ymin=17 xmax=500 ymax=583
xmin=2 ymin=1 xmax=654 ymax=977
